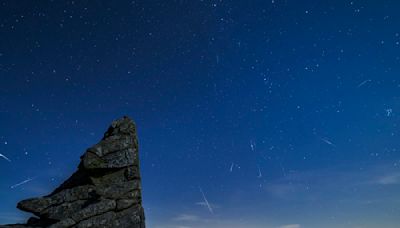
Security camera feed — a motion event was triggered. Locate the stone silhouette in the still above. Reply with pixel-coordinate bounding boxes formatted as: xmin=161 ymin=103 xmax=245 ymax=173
xmin=1 ymin=116 xmax=145 ymax=228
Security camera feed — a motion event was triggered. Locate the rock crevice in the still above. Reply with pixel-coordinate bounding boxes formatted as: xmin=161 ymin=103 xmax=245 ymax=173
xmin=1 ymin=116 xmax=145 ymax=228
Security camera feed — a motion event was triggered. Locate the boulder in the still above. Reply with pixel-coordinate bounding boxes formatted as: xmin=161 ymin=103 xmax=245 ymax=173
xmin=1 ymin=116 xmax=145 ymax=228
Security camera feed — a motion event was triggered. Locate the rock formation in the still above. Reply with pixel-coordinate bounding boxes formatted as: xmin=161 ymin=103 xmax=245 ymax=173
xmin=1 ymin=116 xmax=145 ymax=228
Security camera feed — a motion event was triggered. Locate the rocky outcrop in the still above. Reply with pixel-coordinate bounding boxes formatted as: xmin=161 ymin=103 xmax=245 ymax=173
xmin=1 ymin=116 xmax=145 ymax=228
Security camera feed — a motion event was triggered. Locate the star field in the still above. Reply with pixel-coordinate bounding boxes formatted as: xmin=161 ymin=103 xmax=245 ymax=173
xmin=1 ymin=1 xmax=400 ymax=227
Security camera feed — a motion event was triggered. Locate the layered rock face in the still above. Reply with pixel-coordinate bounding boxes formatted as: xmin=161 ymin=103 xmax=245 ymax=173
xmin=1 ymin=117 xmax=145 ymax=228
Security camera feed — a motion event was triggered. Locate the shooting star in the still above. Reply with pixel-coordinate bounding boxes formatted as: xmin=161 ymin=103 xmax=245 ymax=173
xmin=279 ymin=161 xmax=287 ymax=177
xmin=0 ymin=153 xmax=11 ymax=162
xmin=250 ymin=140 xmax=256 ymax=151
xmin=385 ymin=108 xmax=393 ymax=117
xmin=320 ymin=137 xmax=336 ymax=147
xmin=10 ymin=177 xmax=35 ymax=189
xmin=199 ymin=187 xmax=214 ymax=214
xmin=229 ymin=162 xmax=234 ymax=172
xmin=357 ymin=79 xmax=372 ymax=88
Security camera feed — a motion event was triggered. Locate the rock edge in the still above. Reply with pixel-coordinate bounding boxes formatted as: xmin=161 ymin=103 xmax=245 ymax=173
xmin=1 ymin=116 xmax=145 ymax=228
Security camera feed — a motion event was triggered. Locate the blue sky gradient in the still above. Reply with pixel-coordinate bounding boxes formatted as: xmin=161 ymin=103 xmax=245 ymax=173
xmin=1 ymin=1 xmax=400 ymax=227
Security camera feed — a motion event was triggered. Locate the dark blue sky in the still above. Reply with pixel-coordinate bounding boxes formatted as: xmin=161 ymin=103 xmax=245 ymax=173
xmin=1 ymin=1 xmax=400 ymax=227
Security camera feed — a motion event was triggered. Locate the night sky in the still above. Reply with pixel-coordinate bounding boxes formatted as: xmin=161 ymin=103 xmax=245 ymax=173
xmin=1 ymin=1 xmax=400 ymax=227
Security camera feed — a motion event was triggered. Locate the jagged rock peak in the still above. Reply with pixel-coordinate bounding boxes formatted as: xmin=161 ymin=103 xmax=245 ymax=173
xmin=1 ymin=116 xmax=145 ymax=228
